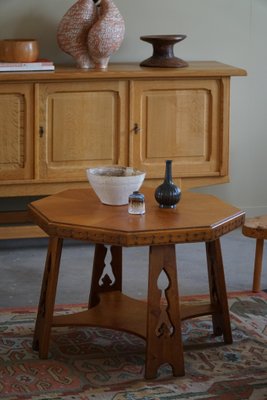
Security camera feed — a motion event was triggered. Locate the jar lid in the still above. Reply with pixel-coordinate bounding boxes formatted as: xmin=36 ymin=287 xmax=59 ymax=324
xmin=129 ymin=191 xmax=145 ymax=201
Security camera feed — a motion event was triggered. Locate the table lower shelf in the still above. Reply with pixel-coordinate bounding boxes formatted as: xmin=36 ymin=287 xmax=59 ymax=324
xmin=52 ymin=291 xmax=217 ymax=339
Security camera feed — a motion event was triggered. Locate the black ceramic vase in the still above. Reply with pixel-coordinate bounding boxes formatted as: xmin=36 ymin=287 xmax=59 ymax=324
xmin=154 ymin=160 xmax=181 ymax=208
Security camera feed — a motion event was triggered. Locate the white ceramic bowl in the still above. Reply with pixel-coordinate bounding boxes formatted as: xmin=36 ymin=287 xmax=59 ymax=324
xmin=86 ymin=166 xmax=146 ymax=205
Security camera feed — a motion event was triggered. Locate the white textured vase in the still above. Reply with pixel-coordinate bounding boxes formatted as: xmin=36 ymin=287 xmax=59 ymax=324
xmin=57 ymin=0 xmax=97 ymax=68
xmin=87 ymin=0 xmax=125 ymax=69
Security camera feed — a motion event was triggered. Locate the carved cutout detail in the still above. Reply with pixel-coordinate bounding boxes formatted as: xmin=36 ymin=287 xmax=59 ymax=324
xmin=98 ymin=246 xmax=115 ymax=288
xmin=155 ymin=268 xmax=174 ymax=337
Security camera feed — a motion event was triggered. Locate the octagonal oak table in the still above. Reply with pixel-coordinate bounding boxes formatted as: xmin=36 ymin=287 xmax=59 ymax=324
xmin=28 ymin=187 xmax=245 ymax=379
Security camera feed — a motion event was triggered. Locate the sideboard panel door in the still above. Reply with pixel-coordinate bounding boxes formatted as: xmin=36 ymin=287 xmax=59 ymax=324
xmin=130 ymin=79 xmax=229 ymax=181
xmin=0 ymin=84 xmax=33 ymax=181
xmin=38 ymin=81 xmax=128 ymax=180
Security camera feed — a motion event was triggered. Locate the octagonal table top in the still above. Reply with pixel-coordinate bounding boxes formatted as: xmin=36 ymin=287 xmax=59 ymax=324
xmin=28 ymin=187 xmax=245 ymax=246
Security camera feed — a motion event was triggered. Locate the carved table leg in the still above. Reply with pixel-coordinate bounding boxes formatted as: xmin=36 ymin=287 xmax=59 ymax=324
xmin=89 ymin=244 xmax=122 ymax=307
xmin=32 ymin=237 xmax=63 ymax=357
xmin=146 ymin=244 xmax=184 ymax=379
xmin=206 ymin=239 xmax=232 ymax=344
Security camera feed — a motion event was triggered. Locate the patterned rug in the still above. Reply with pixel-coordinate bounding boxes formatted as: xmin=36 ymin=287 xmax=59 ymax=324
xmin=0 ymin=292 xmax=266 ymax=400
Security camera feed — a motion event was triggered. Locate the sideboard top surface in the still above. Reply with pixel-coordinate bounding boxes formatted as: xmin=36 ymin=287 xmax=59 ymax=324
xmin=0 ymin=61 xmax=247 ymax=82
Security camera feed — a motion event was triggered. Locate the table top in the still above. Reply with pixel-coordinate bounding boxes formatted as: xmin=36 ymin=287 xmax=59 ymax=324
xmin=28 ymin=188 xmax=245 ymax=246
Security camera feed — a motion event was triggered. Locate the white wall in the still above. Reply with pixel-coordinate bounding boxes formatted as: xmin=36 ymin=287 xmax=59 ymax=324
xmin=0 ymin=0 xmax=266 ymax=216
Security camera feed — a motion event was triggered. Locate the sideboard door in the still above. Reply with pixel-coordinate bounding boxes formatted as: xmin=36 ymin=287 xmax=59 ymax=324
xmin=37 ymin=80 xmax=128 ymax=181
xmin=130 ymin=78 xmax=230 ymax=186
xmin=0 ymin=83 xmax=34 ymax=181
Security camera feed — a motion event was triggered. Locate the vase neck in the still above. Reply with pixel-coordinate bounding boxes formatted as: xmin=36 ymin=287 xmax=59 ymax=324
xmin=164 ymin=160 xmax=173 ymax=183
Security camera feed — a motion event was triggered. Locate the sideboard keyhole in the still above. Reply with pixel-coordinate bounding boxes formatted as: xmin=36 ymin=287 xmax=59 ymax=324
xmin=39 ymin=126 xmax=45 ymax=138
xmin=133 ymin=123 xmax=140 ymax=134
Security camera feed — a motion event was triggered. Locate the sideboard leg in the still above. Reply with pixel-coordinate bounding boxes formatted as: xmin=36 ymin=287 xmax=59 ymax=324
xmin=206 ymin=239 xmax=232 ymax=344
xmin=32 ymin=237 xmax=63 ymax=357
xmin=145 ymin=244 xmax=184 ymax=379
